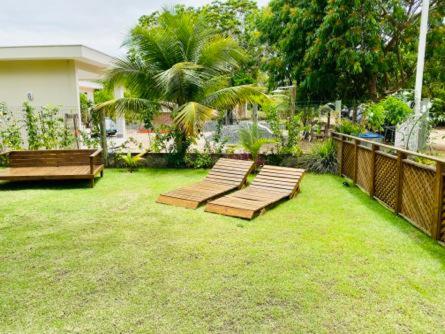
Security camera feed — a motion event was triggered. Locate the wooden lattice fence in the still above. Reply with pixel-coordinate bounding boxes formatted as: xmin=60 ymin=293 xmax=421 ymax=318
xmin=332 ymin=132 xmax=445 ymax=243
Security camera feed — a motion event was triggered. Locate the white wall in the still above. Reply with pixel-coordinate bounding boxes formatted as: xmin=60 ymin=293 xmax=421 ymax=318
xmin=0 ymin=59 xmax=80 ymax=114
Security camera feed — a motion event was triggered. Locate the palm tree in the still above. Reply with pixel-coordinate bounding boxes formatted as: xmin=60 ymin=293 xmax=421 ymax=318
xmin=239 ymin=123 xmax=275 ymax=162
xmin=100 ymin=9 xmax=268 ymax=161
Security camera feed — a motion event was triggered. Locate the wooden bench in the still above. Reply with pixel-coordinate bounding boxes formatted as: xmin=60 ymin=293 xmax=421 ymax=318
xmin=0 ymin=149 xmax=104 ymax=188
xmin=157 ymin=158 xmax=255 ymax=209
xmin=205 ymin=165 xmax=305 ymax=219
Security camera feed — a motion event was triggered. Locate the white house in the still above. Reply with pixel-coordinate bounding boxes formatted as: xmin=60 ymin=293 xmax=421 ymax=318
xmin=0 ymin=44 xmax=126 ymax=137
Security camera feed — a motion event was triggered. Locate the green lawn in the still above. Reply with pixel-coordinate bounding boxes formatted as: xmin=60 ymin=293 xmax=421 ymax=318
xmin=1 ymin=169 xmax=445 ymax=333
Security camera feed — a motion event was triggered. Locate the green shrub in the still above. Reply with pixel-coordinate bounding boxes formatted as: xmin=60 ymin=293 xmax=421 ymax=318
xmin=365 ymin=103 xmax=386 ymax=132
xmin=0 ymin=102 xmax=22 ymax=151
xmin=280 ymin=145 xmax=303 ymax=157
xmin=335 ymin=119 xmax=364 ymax=135
xmin=185 ymin=151 xmax=214 ymax=169
xmin=302 ymin=139 xmax=338 ymax=174
xmin=381 ymin=96 xmax=413 ymax=126
xmin=119 ymin=152 xmax=145 ymax=172
xmin=23 ymin=102 xmax=75 ymax=150
xmin=429 ymin=88 xmax=445 ymax=126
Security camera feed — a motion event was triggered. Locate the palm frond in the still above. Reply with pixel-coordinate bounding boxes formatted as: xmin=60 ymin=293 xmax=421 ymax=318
xmin=239 ymin=124 xmax=276 ymax=160
xmin=128 ymin=25 xmax=183 ymax=69
xmin=198 ymin=36 xmax=247 ymax=73
xmin=174 ymin=102 xmax=217 ymax=136
xmin=95 ymin=97 xmax=158 ymax=118
xmin=154 ymin=62 xmax=210 ymax=102
xmin=106 ymin=57 xmax=161 ymax=99
xmin=203 ymin=85 xmax=271 ymax=110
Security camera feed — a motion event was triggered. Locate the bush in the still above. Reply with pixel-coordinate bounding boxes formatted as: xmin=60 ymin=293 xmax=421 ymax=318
xmin=363 ymin=96 xmax=413 ymax=133
xmin=430 ymin=97 xmax=445 ymax=125
xmin=335 ymin=119 xmax=364 ymax=135
xmin=381 ymin=96 xmax=413 ymax=126
xmin=23 ymin=102 xmax=75 ymax=150
xmin=119 ymin=152 xmax=145 ymax=172
xmin=429 ymin=88 xmax=445 ymax=126
xmin=301 ymin=139 xmax=338 ymax=174
xmin=185 ymin=151 xmax=214 ymax=169
xmin=0 ymin=102 xmax=22 ymax=151
xmin=365 ymin=103 xmax=386 ymax=132
xmin=280 ymin=145 xmax=303 ymax=157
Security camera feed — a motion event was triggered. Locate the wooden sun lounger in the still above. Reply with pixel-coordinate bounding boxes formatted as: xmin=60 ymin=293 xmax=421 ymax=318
xmin=156 ymin=158 xmax=254 ymax=209
xmin=0 ymin=149 xmax=104 ymax=188
xmin=205 ymin=165 xmax=305 ymax=219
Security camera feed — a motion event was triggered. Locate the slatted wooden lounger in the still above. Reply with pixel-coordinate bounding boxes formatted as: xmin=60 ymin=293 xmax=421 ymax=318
xmin=156 ymin=158 xmax=254 ymax=209
xmin=205 ymin=165 xmax=305 ymax=219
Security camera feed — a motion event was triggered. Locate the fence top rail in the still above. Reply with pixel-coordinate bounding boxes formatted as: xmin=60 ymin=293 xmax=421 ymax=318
xmin=331 ymin=131 xmax=445 ymax=164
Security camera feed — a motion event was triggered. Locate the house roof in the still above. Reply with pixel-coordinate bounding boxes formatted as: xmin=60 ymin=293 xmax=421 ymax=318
xmin=0 ymin=45 xmax=115 ymax=69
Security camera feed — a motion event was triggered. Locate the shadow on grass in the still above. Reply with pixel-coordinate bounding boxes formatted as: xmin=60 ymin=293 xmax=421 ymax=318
xmin=0 ymin=177 xmax=103 ymax=191
xmin=337 ymin=176 xmax=445 ymax=266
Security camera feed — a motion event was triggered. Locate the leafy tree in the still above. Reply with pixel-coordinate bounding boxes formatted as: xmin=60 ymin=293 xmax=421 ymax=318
xmin=258 ymin=0 xmax=443 ymax=102
xmin=101 ymin=9 xmax=268 ymax=165
xmin=423 ymin=2 xmax=445 ymax=123
xmin=137 ymin=1 xmax=263 ymax=85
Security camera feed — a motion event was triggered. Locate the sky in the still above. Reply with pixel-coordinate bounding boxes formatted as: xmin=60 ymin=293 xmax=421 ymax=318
xmin=0 ymin=0 xmax=269 ymax=57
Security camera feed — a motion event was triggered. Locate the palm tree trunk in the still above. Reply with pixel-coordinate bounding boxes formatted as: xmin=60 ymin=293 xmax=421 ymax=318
xmin=252 ymin=104 xmax=258 ymax=124
xmin=99 ymin=110 xmax=108 ymax=166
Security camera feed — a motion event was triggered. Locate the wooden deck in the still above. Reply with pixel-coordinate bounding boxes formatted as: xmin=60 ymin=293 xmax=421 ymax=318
xmin=205 ymin=165 xmax=305 ymax=219
xmin=156 ymin=158 xmax=254 ymax=209
xmin=0 ymin=165 xmax=104 ymax=181
xmin=0 ymin=149 xmax=104 ymax=187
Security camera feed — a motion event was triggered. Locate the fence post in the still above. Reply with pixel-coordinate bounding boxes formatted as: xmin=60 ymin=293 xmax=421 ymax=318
xmin=395 ymin=151 xmax=407 ymax=214
xmin=370 ymin=143 xmax=377 ymax=197
xmin=433 ymin=161 xmax=444 ymax=240
xmin=353 ymin=139 xmax=359 ymax=184
xmin=338 ymin=135 xmax=344 ymax=176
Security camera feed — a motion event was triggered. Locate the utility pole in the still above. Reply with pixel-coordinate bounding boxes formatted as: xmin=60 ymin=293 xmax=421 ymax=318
xmin=414 ymin=0 xmax=430 ymax=115
xmin=290 ymin=82 xmax=296 ymax=118
xmin=395 ymin=0 xmax=430 ymax=151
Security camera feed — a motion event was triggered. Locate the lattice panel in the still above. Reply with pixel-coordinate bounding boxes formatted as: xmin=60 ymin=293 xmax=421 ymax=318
xmin=342 ymin=142 xmax=355 ymax=179
xmin=334 ymin=140 xmax=342 ymax=174
xmin=356 ymin=147 xmax=372 ymax=193
xmin=441 ymin=179 xmax=445 ymax=242
xmin=374 ymin=153 xmax=398 ymax=210
xmin=400 ymin=164 xmax=436 ymax=235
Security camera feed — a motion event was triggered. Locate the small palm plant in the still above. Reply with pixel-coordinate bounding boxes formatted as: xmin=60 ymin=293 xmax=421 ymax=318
xmin=119 ymin=152 xmax=145 ymax=173
xmin=239 ymin=124 xmax=275 ymax=162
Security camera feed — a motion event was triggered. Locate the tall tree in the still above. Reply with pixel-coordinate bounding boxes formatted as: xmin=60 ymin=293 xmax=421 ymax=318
xmin=258 ymin=0 xmax=443 ymax=102
xmin=100 ymin=9 xmax=268 ymax=162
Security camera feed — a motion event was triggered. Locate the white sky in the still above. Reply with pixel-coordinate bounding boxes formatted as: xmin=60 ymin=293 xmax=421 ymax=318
xmin=0 ymin=0 xmax=269 ymax=57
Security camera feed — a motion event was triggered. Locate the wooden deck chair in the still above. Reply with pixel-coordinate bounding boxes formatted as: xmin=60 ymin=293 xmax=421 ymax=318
xmin=156 ymin=158 xmax=254 ymax=209
xmin=205 ymin=165 xmax=305 ymax=219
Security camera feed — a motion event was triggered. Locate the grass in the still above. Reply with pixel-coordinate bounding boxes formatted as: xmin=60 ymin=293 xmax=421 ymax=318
xmin=1 ymin=169 xmax=445 ymax=333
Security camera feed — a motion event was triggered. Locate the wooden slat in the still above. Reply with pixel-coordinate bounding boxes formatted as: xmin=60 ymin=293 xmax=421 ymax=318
xmin=157 ymin=158 xmax=254 ymax=209
xmin=205 ymin=203 xmax=256 ymax=219
xmin=205 ymin=165 xmax=305 ymax=219
xmin=9 ymin=149 xmax=98 ymax=168
xmin=0 ymin=150 xmax=104 ymax=187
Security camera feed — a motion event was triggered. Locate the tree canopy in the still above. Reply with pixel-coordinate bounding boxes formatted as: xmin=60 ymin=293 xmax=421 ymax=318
xmin=258 ymin=0 xmax=444 ymax=103
xmin=102 ymin=9 xmax=268 ymax=160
